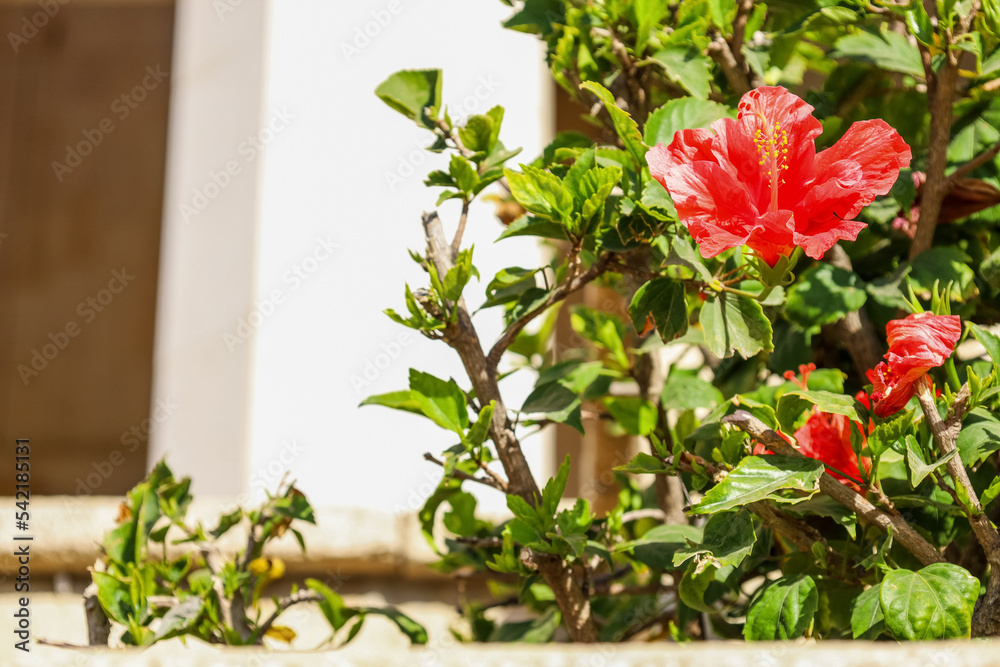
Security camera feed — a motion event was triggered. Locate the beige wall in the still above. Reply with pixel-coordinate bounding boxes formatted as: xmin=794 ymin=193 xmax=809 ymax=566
xmin=0 ymin=2 xmax=174 ymax=494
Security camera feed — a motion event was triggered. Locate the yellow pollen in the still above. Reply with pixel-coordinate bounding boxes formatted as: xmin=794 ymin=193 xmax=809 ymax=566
xmin=752 ymin=117 xmax=790 ymax=212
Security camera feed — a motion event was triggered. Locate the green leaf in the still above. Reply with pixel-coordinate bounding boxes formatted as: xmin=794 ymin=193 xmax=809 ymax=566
xmin=614 ymin=524 xmax=704 ymax=571
xmin=613 ymin=451 xmax=671 ymax=474
xmin=643 ymin=97 xmax=732 ymax=147
xmin=880 ymin=563 xmax=979 ymax=639
xmin=957 ymin=407 xmax=1000 ymax=465
xmin=968 ymin=322 xmax=1000 ymax=367
xmin=375 ymin=69 xmax=442 ymax=129
xmin=662 ymin=372 xmax=723 ymax=410
xmin=674 ymin=509 xmax=757 ymax=569
xmin=449 ymin=155 xmax=478 ymax=196
xmin=830 ymin=30 xmax=924 ymax=78
xmin=359 ymin=390 xmax=423 ymax=416
xmin=604 ymin=396 xmax=658 ymax=436
xmin=905 ymin=435 xmax=959 ymax=487
xmin=153 ymin=597 xmax=204 ymax=641
xmin=744 ymin=575 xmax=818 ymax=640
xmin=679 ymin=561 xmax=718 ymax=612
xmin=578 ymin=166 xmax=623 ymax=226
xmin=650 ymin=46 xmax=714 ymax=99
xmin=542 ymin=455 xmax=571 ymax=519
xmin=579 ymin=81 xmax=647 ymax=169
xmin=92 ymin=571 xmax=134 ymax=625
xmin=909 ymin=246 xmax=977 ymax=301
xmin=851 ymin=585 xmax=886 ymax=640
xmin=629 ymin=277 xmax=688 ymax=341
xmin=700 ymin=292 xmax=773 ymax=359
xmin=442 ymin=247 xmax=475 ymax=302
xmin=688 ymin=455 xmax=823 ymax=514
xmin=458 ymin=114 xmax=494 ymax=153
xmin=361 ymin=607 xmax=429 ymax=645
xmin=777 ymin=390 xmax=862 ymax=436
xmin=634 ymin=0 xmax=668 ymax=54
xmin=496 ymin=215 xmax=568 ymax=241
xmin=981 ymin=476 xmax=1000 ymax=509
xmin=504 ymin=165 xmax=574 ymax=225
xmin=784 ymin=264 xmax=868 ymax=329
xmin=489 ymin=607 xmax=560 ymax=643
xmin=408 ymin=369 xmax=469 ymax=435
xmin=866 ymin=409 xmax=913 ymax=458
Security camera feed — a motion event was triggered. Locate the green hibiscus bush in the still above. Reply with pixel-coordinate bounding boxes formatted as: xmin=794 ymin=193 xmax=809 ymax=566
xmin=367 ymin=0 xmax=1000 ymax=643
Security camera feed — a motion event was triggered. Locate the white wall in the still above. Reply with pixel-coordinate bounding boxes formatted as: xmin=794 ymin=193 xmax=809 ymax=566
xmin=154 ymin=0 xmax=554 ymax=514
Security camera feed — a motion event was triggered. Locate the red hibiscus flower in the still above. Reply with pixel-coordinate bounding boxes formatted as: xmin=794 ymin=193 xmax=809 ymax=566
xmin=866 ymin=313 xmax=962 ymax=418
xmin=647 ymin=86 xmax=912 ymax=266
xmin=794 ymin=408 xmax=870 ymax=492
xmin=753 ymin=364 xmax=871 ymax=491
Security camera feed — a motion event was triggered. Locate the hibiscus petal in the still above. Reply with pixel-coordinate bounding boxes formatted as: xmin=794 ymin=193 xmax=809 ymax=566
xmin=813 ymin=119 xmax=912 ymax=214
xmin=747 ymin=209 xmax=796 ymax=266
xmin=736 ymin=86 xmax=821 ymax=190
xmin=658 ymin=161 xmax=759 ymax=258
xmin=794 ymin=410 xmax=866 ymax=490
xmin=707 ymin=118 xmax=767 ymax=206
xmin=885 ymin=313 xmax=961 ymax=372
xmin=647 ymin=128 xmax=717 ymax=184
xmin=867 ymin=362 xmax=917 ymax=418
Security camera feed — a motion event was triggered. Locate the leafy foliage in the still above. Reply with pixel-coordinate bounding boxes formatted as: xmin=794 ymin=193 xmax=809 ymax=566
xmin=365 ymin=0 xmax=1000 ymax=645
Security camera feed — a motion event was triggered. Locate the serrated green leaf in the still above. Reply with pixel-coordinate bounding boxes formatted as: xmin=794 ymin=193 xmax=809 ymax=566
xmin=689 ymin=456 xmax=823 ymax=514
xmin=880 ymin=563 xmax=979 ymax=639
xmin=643 ymin=97 xmax=732 ymax=147
xmin=629 ymin=277 xmax=688 ymax=341
xmin=700 ymin=292 xmax=773 ymax=359
xmin=777 ymin=390 xmax=861 ymax=436
xmin=674 ymin=509 xmax=757 ymax=569
xmin=785 ymin=264 xmax=867 ymax=329
xmin=579 ymin=81 xmax=647 ymax=169
xmin=851 ymin=584 xmax=886 ymax=639
xmin=651 ymin=46 xmax=713 ymax=99
xmin=744 ymin=575 xmax=818 ymax=640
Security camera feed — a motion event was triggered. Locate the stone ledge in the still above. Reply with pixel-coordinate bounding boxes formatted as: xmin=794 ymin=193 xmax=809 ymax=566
xmin=9 ymin=640 xmax=1000 ymax=667
xmin=0 ymin=496 xmax=441 ymax=579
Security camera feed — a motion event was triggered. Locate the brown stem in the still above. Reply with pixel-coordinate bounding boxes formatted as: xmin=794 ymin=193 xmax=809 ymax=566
xmin=452 ymin=199 xmax=470 ymax=257
xmin=722 ymin=410 xmax=945 ymax=566
xmin=487 ymin=252 xmax=612 ymax=367
xmin=948 ymin=139 xmax=1000 ymax=183
xmin=256 ymin=590 xmax=322 ymax=640
xmin=707 ymin=37 xmax=751 ymax=96
xmin=84 ymin=582 xmax=111 ymax=646
xmin=423 ymin=452 xmax=508 ymax=492
xmin=421 ymin=212 xmax=598 ymax=641
xmin=915 ymin=382 xmax=1000 ymax=636
xmin=908 ymin=1 xmax=981 ymax=258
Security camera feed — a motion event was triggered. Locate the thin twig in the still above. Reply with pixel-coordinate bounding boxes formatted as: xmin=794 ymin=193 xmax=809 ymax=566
xmin=948 ymin=139 xmax=1000 ymax=183
xmin=423 ymin=452 xmax=508 ymax=492
xmin=916 ymin=382 xmax=1000 ymax=556
xmin=452 ymin=199 xmax=470 ymax=257
xmin=722 ymin=410 xmax=945 ymax=566
xmin=256 ymin=590 xmax=323 ymax=638
xmin=487 ymin=252 xmax=613 ymax=367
